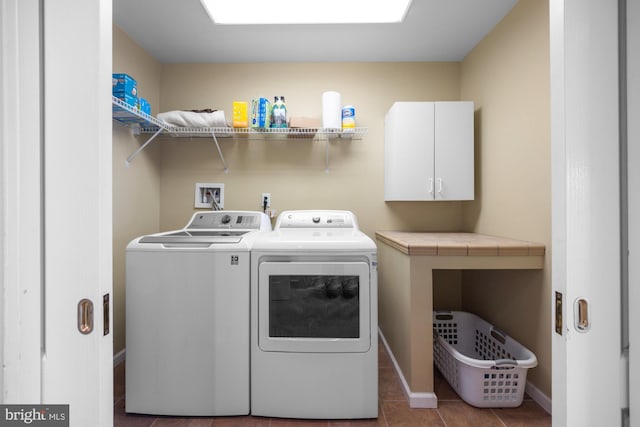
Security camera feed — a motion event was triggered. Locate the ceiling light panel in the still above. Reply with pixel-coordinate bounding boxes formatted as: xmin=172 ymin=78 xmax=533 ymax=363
xmin=200 ymin=0 xmax=413 ymax=25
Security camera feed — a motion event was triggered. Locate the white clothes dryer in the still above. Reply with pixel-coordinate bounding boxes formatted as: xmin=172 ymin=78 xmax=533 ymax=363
xmin=126 ymin=211 xmax=271 ymax=416
xmin=250 ymin=210 xmax=378 ymax=419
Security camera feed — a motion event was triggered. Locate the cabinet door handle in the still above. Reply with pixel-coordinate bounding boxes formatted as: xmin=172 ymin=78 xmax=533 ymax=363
xmin=428 ymin=178 xmax=434 ymax=194
xmin=437 ymin=178 xmax=443 ymax=194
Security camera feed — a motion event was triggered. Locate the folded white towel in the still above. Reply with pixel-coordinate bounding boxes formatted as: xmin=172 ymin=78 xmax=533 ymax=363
xmin=157 ymin=110 xmax=228 ymax=128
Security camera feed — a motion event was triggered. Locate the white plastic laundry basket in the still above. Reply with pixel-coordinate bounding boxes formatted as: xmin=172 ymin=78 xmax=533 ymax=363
xmin=433 ymin=311 xmax=537 ymax=408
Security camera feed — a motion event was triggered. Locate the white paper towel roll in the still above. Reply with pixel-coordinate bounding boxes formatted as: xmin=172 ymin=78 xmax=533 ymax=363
xmin=322 ymin=91 xmax=342 ymax=129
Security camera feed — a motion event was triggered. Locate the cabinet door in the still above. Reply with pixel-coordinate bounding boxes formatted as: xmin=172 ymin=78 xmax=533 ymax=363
xmin=434 ymin=102 xmax=474 ymax=200
xmin=384 ymin=102 xmax=435 ymax=200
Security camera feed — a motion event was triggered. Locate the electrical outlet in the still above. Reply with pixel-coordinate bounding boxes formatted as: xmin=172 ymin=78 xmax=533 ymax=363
xmin=261 ymin=193 xmax=271 ymax=209
xmin=195 ymin=183 xmax=224 ymax=209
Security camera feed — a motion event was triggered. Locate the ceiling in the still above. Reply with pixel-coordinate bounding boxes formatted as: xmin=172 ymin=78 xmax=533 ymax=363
xmin=113 ymin=0 xmax=519 ymax=63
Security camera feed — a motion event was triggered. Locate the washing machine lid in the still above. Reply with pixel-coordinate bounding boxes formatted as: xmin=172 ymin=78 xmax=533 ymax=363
xmin=139 ymin=230 xmax=249 ymax=244
xmin=135 ymin=211 xmax=272 ymax=245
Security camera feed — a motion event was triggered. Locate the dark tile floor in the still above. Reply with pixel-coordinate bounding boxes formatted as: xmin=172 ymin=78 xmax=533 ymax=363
xmin=114 ymin=339 xmax=551 ymax=426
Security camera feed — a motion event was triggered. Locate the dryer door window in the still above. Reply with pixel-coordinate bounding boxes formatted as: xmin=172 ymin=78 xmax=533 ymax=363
xmin=269 ymin=274 xmax=360 ymax=339
xmin=258 ymin=261 xmax=370 ymax=353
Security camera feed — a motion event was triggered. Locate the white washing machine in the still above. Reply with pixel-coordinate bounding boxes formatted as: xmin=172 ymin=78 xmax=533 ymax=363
xmin=250 ymin=210 xmax=378 ymax=419
xmin=126 ymin=210 xmax=271 ymax=416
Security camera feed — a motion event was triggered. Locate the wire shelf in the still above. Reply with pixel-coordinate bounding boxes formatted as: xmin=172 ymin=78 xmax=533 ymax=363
xmin=112 ymin=96 xmax=168 ymax=131
xmin=142 ymin=125 xmax=367 ymax=140
xmin=112 ymin=95 xmax=367 ymax=171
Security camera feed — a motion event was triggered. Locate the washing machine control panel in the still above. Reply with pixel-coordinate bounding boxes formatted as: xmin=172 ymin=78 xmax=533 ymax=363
xmin=187 ymin=211 xmax=267 ymax=230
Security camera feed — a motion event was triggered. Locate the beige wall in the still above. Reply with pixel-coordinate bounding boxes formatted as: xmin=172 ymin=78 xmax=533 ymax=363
xmin=460 ymin=0 xmax=551 ymax=397
xmin=157 ymin=63 xmax=465 ymax=238
xmin=112 ymin=26 xmax=162 ymax=354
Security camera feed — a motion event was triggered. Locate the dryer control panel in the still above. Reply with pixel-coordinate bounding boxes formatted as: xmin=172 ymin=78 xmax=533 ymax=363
xmin=275 ymin=210 xmax=357 ymax=230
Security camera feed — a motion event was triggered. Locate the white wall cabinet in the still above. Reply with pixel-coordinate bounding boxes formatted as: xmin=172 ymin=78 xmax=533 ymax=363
xmin=384 ymin=101 xmax=474 ymax=201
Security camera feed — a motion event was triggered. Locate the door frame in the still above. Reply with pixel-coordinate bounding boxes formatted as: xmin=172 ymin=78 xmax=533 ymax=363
xmin=0 ymin=0 xmax=44 ymax=403
xmin=627 ymin=0 xmax=639 ymax=422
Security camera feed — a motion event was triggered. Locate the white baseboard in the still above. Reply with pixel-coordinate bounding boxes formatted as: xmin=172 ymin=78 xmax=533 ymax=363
xmin=378 ymin=329 xmax=438 ymax=409
xmin=378 ymin=329 xmax=552 ymax=414
xmin=525 ymin=381 xmax=552 ymax=415
xmin=113 ymin=348 xmax=126 ymax=367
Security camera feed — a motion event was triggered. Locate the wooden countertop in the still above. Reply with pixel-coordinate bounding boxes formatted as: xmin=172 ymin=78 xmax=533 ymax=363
xmin=375 ymin=231 xmax=545 ymax=257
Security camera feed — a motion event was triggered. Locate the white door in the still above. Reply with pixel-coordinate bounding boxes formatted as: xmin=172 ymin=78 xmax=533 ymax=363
xmin=551 ymin=0 xmax=632 ymax=425
xmin=42 ymin=0 xmax=113 ymax=425
xmin=1 ymin=1 xmax=113 ymax=426
xmin=434 ymin=101 xmax=474 ymax=201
